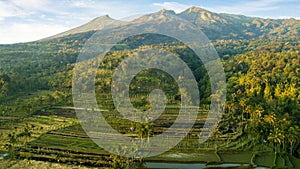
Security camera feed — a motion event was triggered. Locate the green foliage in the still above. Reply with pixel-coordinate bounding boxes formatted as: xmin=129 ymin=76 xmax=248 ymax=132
xmin=222 ymin=38 xmax=300 ymax=156
xmin=0 ymin=72 xmax=10 ymax=98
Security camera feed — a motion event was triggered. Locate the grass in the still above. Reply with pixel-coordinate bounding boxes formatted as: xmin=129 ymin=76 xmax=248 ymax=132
xmin=0 ymin=111 xmax=78 ymax=159
xmin=0 ymin=90 xmax=52 ymax=105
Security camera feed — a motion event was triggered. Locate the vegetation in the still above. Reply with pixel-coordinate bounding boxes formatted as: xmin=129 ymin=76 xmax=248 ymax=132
xmin=0 ymin=7 xmax=299 ymax=168
xmin=221 ymin=39 xmax=300 ymax=156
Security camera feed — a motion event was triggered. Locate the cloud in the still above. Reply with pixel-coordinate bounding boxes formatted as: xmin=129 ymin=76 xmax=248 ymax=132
xmin=0 ymin=0 xmax=67 ymax=21
xmin=71 ymin=1 xmax=153 ymax=19
xmin=68 ymin=0 xmax=96 ymax=8
xmin=279 ymin=16 xmax=300 ymax=20
xmin=11 ymin=0 xmax=49 ymax=10
xmin=0 ymin=23 xmax=70 ymax=44
xmin=0 ymin=1 xmax=26 ymax=20
xmin=153 ymin=2 xmax=190 ymax=13
xmin=0 ymin=0 xmax=154 ymax=44
xmin=208 ymin=0 xmax=298 ymax=15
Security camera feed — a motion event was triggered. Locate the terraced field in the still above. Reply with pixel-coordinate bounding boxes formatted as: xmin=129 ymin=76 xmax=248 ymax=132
xmin=2 ymin=107 xmax=299 ymax=168
xmin=14 ymin=107 xmax=209 ymax=166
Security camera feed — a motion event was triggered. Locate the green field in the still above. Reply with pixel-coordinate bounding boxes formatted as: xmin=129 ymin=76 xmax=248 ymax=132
xmin=2 ymin=106 xmax=299 ymax=168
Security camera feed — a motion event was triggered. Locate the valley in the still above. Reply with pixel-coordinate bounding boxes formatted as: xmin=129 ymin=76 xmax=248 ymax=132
xmin=0 ymin=6 xmax=299 ymax=169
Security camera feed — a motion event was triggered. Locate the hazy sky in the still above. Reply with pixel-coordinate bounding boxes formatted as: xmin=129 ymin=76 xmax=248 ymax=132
xmin=0 ymin=0 xmax=299 ymax=44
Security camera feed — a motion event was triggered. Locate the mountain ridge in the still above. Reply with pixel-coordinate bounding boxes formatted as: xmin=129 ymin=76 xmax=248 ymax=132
xmin=46 ymin=6 xmax=300 ymax=41
xmin=48 ymin=15 xmax=125 ymax=39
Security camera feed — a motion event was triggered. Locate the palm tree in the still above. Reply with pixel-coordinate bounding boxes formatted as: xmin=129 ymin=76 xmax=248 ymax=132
xmin=287 ymin=126 xmax=300 ymax=155
xmin=212 ymin=128 xmax=222 ymax=151
xmin=267 ymin=126 xmax=286 ymax=153
xmin=7 ymin=132 xmax=17 ymax=158
xmin=264 ymin=112 xmax=276 ymax=125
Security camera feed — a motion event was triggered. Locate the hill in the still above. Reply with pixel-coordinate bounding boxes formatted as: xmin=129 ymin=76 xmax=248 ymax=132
xmin=47 ymin=15 xmax=125 ymax=39
xmin=46 ymin=6 xmax=300 ymax=41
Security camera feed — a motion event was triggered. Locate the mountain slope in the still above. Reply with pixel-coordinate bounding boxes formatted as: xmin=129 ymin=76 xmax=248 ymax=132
xmin=47 ymin=15 xmax=125 ymax=39
xmin=44 ymin=7 xmax=300 ymax=41
xmin=178 ymin=7 xmax=300 ymax=40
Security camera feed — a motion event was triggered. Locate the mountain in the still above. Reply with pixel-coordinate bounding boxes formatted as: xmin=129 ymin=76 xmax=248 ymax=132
xmin=0 ymin=6 xmax=299 ymax=94
xmin=48 ymin=15 xmax=125 ymax=39
xmin=178 ymin=7 xmax=300 ymax=40
xmin=46 ymin=7 xmax=300 ymax=41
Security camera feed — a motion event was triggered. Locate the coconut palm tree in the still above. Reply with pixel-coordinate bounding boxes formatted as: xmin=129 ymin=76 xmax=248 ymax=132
xmin=287 ymin=126 xmax=300 ymax=155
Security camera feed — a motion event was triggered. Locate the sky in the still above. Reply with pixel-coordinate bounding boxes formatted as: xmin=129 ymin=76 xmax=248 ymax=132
xmin=0 ymin=0 xmax=299 ymax=44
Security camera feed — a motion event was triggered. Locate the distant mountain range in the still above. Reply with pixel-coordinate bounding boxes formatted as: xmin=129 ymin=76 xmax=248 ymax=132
xmin=47 ymin=6 xmax=300 ymax=41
